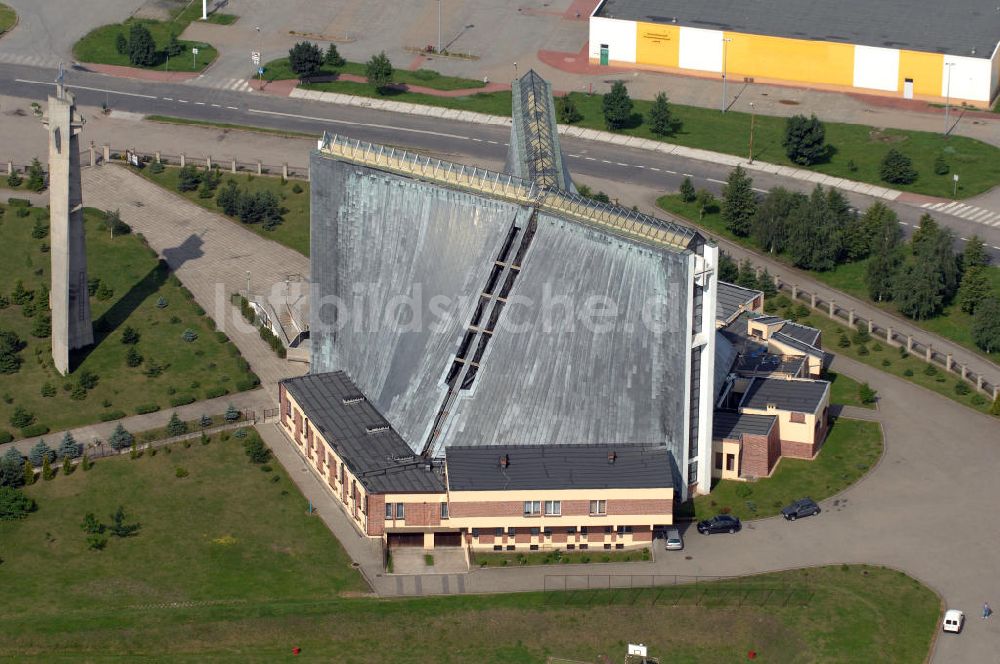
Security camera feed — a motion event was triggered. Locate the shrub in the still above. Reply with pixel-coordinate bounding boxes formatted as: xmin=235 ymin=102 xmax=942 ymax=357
xmin=260 ymin=464 xmax=273 ymax=472
xmin=225 ymin=404 xmax=241 ymax=422
xmin=70 ymin=385 xmax=87 ymax=401
xmin=135 ymin=403 xmax=160 ymax=415
xmin=857 ymin=344 xmax=869 ymax=356
xmin=126 ymin=346 xmax=143 ymax=367
xmin=40 ymin=382 xmax=56 ymax=397
xmin=234 ymin=428 xmax=248 ymax=439
xmin=881 ymin=359 xmax=891 ymax=367
xmin=0 ymin=431 xmax=11 ymax=445
xmin=837 ymin=333 xmax=850 ymax=348
xmin=933 ymin=155 xmax=949 ymax=175
xmin=169 ymin=394 xmax=196 ymax=407
xmin=108 ymin=505 xmax=140 ymax=538
xmin=244 ymin=434 xmax=270 ymax=464
xmin=120 ymin=326 xmax=140 ymax=345
xmin=10 ymin=406 xmax=34 ymax=428
xmin=181 ymin=328 xmax=198 ymax=343
xmin=166 ymin=412 xmax=188 ymax=437
xmin=99 ymin=410 xmax=127 ymax=422
xmin=200 ymin=414 xmax=213 ymax=428
xmin=923 ymin=364 xmax=938 ymax=376
xmin=556 ymin=95 xmax=583 ymax=124
xmin=175 ymin=467 xmax=189 ymax=478
xmin=108 ymin=423 xmax=134 ymax=451
xmin=782 ymin=114 xmax=827 ymax=165
xmin=205 ymin=386 xmax=228 ymax=399
xmin=148 ymin=161 xmax=164 ymax=174
xmin=20 ymin=424 xmax=49 ymax=438
xmin=28 ymin=440 xmax=54 ymax=466
xmin=971 ymin=394 xmax=986 ymax=406
xmin=954 ymin=381 xmax=971 ymax=396
xmin=872 ymin=342 xmax=883 ymax=352
xmin=859 ymin=383 xmax=878 ymax=404
xmin=291 ymin=183 xmax=303 ymax=194
xmin=903 ymin=368 xmax=914 ymax=377
xmin=880 ymin=149 xmax=917 ymax=185
xmin=0 ymin=487 xmax=37 ymax=521
xmin=156 ymin=296 xmax=168 ymax=309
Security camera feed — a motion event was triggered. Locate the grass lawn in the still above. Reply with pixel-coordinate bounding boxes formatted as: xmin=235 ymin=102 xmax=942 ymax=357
xmin=473 ymin=546 xmax=651 ymax=568
xmin=263 ymin=57 xmax=486 ymax=91
xmin=0 ymin=3 xmax=16 ymax=35
xmin=138 ymin=164 xmax=310 ymax=257
xmin=0 ymin=204 xmax=258 ymax=439
xmin=72 ymin=5 xmax=218 ymax=73
xmin=0 ymin=433 xmax=938 ymax=662
xmin=797 ymin=312 xmax=998 ymax=417
xmin=147 ymin=114 xmax=317 ymax=140
xmin=825 ymin=370 xmax=873 ymax=409
xmin=657 ymin=193 xmax=1000 ymax=366
xmin=693 ymin=418 xmax=882 ymax=521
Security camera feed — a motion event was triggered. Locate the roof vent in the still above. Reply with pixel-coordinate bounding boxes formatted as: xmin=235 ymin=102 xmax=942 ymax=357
xmin=499 ymin=454 xmax=509 ymax=468
xmin=342 ymin=395 xmax=365 ymax=405
xmin=607 ymin=451 xmax=617 ymax=464
xmin=366 ymin=424 xmax=390 ymax=434
xmin=766 ymin=402 xmax=777 ymax=411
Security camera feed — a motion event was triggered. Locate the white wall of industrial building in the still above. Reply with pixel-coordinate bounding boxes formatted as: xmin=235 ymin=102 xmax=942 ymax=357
xmin=678 ymin=26 xmax=723 ymax=73
xmin=852 ymin=45 xmax=899 ymax=92
xmin=588 ymin=16 xmax=636 ymax=63
xmin=990 ymin=42 xmax=1000 ymax=103
xmin=943 ymin=54 xmax=993 ymax=102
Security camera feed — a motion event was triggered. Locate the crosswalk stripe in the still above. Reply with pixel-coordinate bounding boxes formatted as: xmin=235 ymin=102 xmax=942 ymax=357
xmin=921 ymin=203 xmax=931 ymax=208
xmin=982 ymin=213 xmax=1000 ymax=224
xmin=955 ymin=207 xmax=979 ymax=219
xmin=969 ymin=210 xmax=993 ymax=222
xmin=940 ymin=202 xmax=961 ymax=212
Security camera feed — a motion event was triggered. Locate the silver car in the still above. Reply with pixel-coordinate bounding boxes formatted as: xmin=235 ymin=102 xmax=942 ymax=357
xmin=665 ymin=528 xmax=683 ymax=551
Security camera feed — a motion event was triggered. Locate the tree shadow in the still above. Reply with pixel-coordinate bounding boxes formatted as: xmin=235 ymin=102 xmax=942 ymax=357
xmin=69 ymin=234 xmax=204 ymax=371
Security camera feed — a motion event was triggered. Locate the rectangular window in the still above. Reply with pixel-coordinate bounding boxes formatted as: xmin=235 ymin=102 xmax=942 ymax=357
xmin=543 ymin=529 xmax=552 ymax=538
xmin=580 ymin=526 xmax=588 ymax=538
xmin=471 ymin=528 xmax=480 ymax=538
xmin=495 ymin=527 xmax=503 ymax=537
xmin=790 ymin=411 xmax=806 ymax=423
xmin=284 ymin=399 xmax=291 ymax=417
xmin=493 ymin=545 xmax=502 ymax=551
xmin=523 ymin=500 xmax=541 ymax=516
xmin=567 ymin=526 xmax=577 ymax=534
xmin=395 ymin=503 xmax=405 ymax=520
xmin=615 ymin=543 xmax=624 ymax=550
xmin=567 ymin=544 xmax=575 ymax=550
xmin=726 ymin=454 xmax=735 ymax=471
xmin=604 ymin=526 xmax=613 ymax=535
xmin=604 ymin=543 xmax=612 ymax=550
xmin=506 ymin=545 xmax=515 ymax=551
xmin=589 ymin=500 xmax=607 ymax=516
xmin=529 ymin=544 xmax=539 ymax=551
xmin=529 ymin=527 xmax=540 ymax=536
xmin=440 ymin=502 xmax=449 ymax=519
xmin=385 ymin=502 xmax=393 ymax=519
xmin=544 ymin=500 xmax=561 ymax=516
xmin=714 ymin=452 xmax=724 ymax=470
xmin=579 ymin=543 xmax=588 ymax=550
xmin=508 ymin=526 xmax=517 ymax=536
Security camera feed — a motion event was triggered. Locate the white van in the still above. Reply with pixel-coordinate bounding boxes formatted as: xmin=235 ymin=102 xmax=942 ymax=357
xmin=943 ymin=609 xmax=964 ymax=634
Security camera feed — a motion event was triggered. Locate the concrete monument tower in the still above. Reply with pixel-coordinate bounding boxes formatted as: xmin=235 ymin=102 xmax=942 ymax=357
xmin=45 ymin=68 xmax=93 ymax=375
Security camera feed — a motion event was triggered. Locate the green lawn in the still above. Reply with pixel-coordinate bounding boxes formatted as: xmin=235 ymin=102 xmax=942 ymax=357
xmin=797 ymin=312 xmax=998 ymax=417
xmin=0 ymin=433 xmax=939 ymax=661
xmin=263 ymin=57 xmax=486 ymax=91
xmin=72 ymin=7 xmax=217 ymax=73
xmin=138 ymin=165 xmax=310 ymax=257
xmin=825 ymin=370 xmax=873 ymax=409
xmin=657 ymin=193 xmax=1000 ymax=366
xmin=0 ymin=204 xmax=258 ymax=439
xmin=0 ymin=3 xmax=16 ymax=35
xmin=694 ymin=418 xmax=882 ymax=521
xmin=147 ymin=114 xmax=317 ymax=140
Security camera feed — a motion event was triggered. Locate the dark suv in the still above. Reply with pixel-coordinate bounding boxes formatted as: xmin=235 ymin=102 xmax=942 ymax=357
xmin=781 ymin=498 xmax=820 ymax=521
xmin=696 ymin=514 xmax=742 ymax=535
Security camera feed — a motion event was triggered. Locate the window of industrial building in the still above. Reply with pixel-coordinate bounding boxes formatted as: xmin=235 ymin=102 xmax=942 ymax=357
xmin=567 ymin=526 xmax=576 ymax=534
xmin=544 ymin=500 xmax=561 ymax=516
xmin=493 ymin=545 xmax=502 ymax=551
xmin=508 ymin=526 xmax=517 ymax=536
xmin=589 ymin=500 xmax=606 ymax=515
xmin=495 ymin=527 xmax=503 ymax=537
xmin=524 ymin=500 xmax=541 ymax=516
xmin=543 ymin=529 xmax=552 ymax=538
xmin=395 ymin=503 xmax=405 ymax=520
xmin=529 ymin=527 xmax=540 ymax=536
xmin=580 ymin=526 xmax=588 ymax=538
xmin=726 ymin=454 xmax=735 ymax=472
xmin=385 ymin=503 xmax=393 ymax=519
xmin=790 ymin=412 xmax=806 ymax=423
xmin=440 ymin=502 xmax=449 ymax=519
xmin=615 ymin=543 xmax=624 ymax=550
xmin=604 ymin=526 xmax=613 ymax=535
xmin=579 ymin=543 xmax=588 ymax=550
xmin=604 ymin=543 xmax=612 ymax=550
xmin=567 ymin=544 xmax=575 ymax=550
xmin=506 ymin=545 xmax=515 ymax=551
xmin=715 ymin=452 xmax=723 ymax=470
xmin=617 ymin=526 xmax=633 ymax=535
xmin=472 ymin=528 xmax=480 ymax=538
xmin=529 ymin=544 xmax=539 ymax=551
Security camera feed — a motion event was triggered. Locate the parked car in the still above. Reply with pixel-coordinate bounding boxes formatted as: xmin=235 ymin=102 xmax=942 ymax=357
xmin=697 ymin=514 xmax=741 ymax=535
xmin=942 ymin=609 xmax=965 ymax=633
xmin=664 ymin=528 xmax=683 ymax=550
xmin=781 ymin=498 xmax=820 ymax=521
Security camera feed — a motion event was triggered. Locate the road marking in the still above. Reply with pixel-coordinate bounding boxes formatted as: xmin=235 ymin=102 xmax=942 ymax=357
xmin=707 ymin=178 xmax=727 ymax=184
xmin=487 ymin=140 xmax=499 ymax=144
xmin=163 ymin=97 xmax=174 ymax=101
xmin=960 ymin=237 xmax=969 ymax=241
xmin=752 ymin=187 xmax=768 ymax=193
xmin=584 ymin=157 xmax=596 ymax=161
xmin=15 ymin=78 xmax=157 ymax=99
xmin=634 ymin=164 xmax=644 ymax=168
xmin=899 ymin=221 xmax=909 ymax=225
xmin=665 ymin=170 xmax=676 ymax=174
xmin=210 ymin=103 xmax=221 ymax=107
xmin=226 ymin=106 xmax=239 ymax=110
xmin=177 ymin=99 xmax=189 ymax=103
xmin=683 ymin=173 xmax=693 ymax=177
xmin=649 ymin=167 xmax=660 ymax=172
xmin=472 ymin=138 xmax=482 ymax=142
xmin=246 ymin=107 xmax=475 ymax=141
xmin=615 ymin=162 xmax=627 ymax=166
xmin=602 ymin=160 xmax=612 ymax=164
xmin=194 ymin=101 xmax=206 ymax=106
xmin=969 ymin=210 xmax=992 ymax=222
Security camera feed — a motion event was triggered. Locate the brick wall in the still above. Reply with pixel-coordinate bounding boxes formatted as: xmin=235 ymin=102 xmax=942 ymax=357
xmin=780 ymin=438 xmax=815 ymax=459
xmin=403 ymin=501 xmax=443 ymax=527
xmin=367 ymin=494 xmax=385 ymax=536
xmin=607 ymin=499 xmax=673 ymax=516
xmin=449 ymin=501 xmax=523 ymax=518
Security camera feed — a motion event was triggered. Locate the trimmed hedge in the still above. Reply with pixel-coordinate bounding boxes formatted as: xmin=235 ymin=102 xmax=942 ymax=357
xmin=135 ymin=403 xmax=160 ymax=415
xmin=20 ymin=424 xmax=49 ymax=437
xmin=169 ymin=394 xmax=196 ymax=407
xmin=98 ymin=410 xmax=127 ymax=422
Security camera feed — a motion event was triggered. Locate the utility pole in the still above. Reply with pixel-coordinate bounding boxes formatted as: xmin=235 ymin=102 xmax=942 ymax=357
xmin=748 ymin=101 xmax=756 ymax=163
xmin=721 ymin=37 xmax=732 ymax=112
xmin=943 ymin=62 xmax=955 ymax=135
xmin=437 ymin=0 xmax=442 ymax=54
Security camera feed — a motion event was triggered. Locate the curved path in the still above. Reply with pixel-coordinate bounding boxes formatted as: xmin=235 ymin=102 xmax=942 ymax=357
xmin=84 ymin=164 xmax=999 ymax=663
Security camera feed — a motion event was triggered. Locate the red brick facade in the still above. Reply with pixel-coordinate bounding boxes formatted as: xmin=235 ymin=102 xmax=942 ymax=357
xmin=367 ymin=495 xmax=385 ymax=536
xmin=739 ymin=423 xmax=781 ymax=478
xmin=450 ymin=499 xmax=672 ymax=519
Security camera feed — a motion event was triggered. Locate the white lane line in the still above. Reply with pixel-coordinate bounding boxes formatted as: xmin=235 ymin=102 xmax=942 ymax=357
xmin=602 ymin=160 xmax=612 ymax=164
xmin=683 ymin=173 xmax=693 ymax=177
xmin=226 ymin=106 xmax=239 ymax=110
xmin=920 ymin=203 xmax=932 ymax=208
xmin=568 ymin=154 xmax=580 ymax=158
xmin=472 ymin=138 xmax=482 ymax=142
xmin=177 ymin=99 xmax=189 ymax=103
xmin=707 ymin=178 xmax=727 ymax=184
xmin=487 ymin=140 xmax=499 ymax=144
xmin=210 ymin=103 xmax=221 ymax=107
xmin=665 ymin=170 xmax=676 ymax=174
xmin=649 ymin=167 xmax=660 ymax=172
xmin=194 ymin=101 xmax=206 ymax=106
xmin=615 ymin=162 xmax=627 ymax=166
xmin=960 ymin=237 xmax=969 ymax=241
xmin=163 ymin=97 xmax=174 ymax=101
xmin=634 ymin=164 xmax=645 ymax=168
xmin=247 ymin=107 xmax=474 ymax=140
xmin=752 ymin=187 xmax=768 ymax=193
xmin=899 ymin=221 xmax=909 ymax=225
xmin=584 ymin=157 xmax=596 ymax=161
xmin=15 ymin=78 xmax=158 ymax=99
xmin=993 ymin=246 xmax=1000 ymax=250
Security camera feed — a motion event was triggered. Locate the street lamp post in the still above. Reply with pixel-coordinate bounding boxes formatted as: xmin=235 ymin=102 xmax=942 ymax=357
xmin=721 ymin=37 xmax=733 ymax=112
xmin=437 ymin=0 xmax=442 ymax=54
xmin=943 ymin=62 xmax=955 ymax=135
xmin=201 ymin=0 xmax=207 ymax=20
xmin=748 ymin=101 xmax=756 ymax=163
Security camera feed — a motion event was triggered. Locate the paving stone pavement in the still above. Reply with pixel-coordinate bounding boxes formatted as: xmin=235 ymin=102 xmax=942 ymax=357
xmin=80 ymin=164 xmax=309 ymax=397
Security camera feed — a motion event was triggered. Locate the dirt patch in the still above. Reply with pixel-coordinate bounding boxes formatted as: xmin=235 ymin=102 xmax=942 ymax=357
xmin=869 ymin=129 xmax=908 ymax=144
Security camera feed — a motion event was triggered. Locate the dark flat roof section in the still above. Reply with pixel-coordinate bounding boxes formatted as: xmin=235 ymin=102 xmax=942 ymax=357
xmin=281 ymin=372 xmax=445 ymax=494
xmin=595 ymin=0 xmax=999 ymax=59
xmin=446 ymin=444 xmax=674 ymax=492
xmin=740 ymin=377 xmax=829 ymax=413
xmin=713 ymin=411 xmax=776 ymax=440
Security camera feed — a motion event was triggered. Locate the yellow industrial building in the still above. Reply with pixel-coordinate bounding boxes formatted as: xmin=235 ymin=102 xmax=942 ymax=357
xmin=589 ymin=0 xmax=1000 ymax=106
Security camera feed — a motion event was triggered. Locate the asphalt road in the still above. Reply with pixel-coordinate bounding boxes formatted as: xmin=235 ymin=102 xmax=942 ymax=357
xmin=1 ymin=60 xmax=1000 ymax=261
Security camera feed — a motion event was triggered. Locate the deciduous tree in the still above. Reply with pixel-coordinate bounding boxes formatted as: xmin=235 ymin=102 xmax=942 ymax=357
xmin=365 ymin=51 xmax=393 ymax=93
xmin=751 ymin=187 xmax=802 ymax=254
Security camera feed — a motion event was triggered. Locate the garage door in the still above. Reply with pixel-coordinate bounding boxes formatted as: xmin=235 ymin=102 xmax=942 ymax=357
xmin=434 ymin=532 xmax=462 ymax=548
xmin=387 ymin=533 xmax=424 ymax=548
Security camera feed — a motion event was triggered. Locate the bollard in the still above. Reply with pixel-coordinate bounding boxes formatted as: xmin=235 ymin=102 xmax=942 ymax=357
xmin=961 ymin=364 xmax=968 ymax=380
xmin=867 ymin=319 xmax=873 ymax=335
xmin=257 ymin=160 xmax=263 ymax=175
xmin=206 ymin=155 xmax=212 ymax=169
xmin=231 ymin=158 xmax=237 ymax=174
xmin=179 ymin=153 xmax=186 ymax=167
xmin=810 ymin=293 xmax=817 ymax=308
xmin=89 ymin=145 xmax=96 ymax=167
xmin=886 ymin=326 xmax=894 ymax=346
xmin=282 ymin=163 xmax=289 ymax=179
xmin=5 ymin=161 xmax=12 ymax=175
xmin=828 ymin=300 xmax=835 ymax=319
xmin=791 ymin=284 xmax=798 ymax=299
xmin=155 ymin=151 xmax=161 ymax=163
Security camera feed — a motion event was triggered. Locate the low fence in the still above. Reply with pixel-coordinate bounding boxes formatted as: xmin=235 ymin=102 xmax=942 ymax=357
xmin=772 ymin=276 xmax=999 ymax=400
xmin=80 ymin=413 xmax=256 ymax=461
